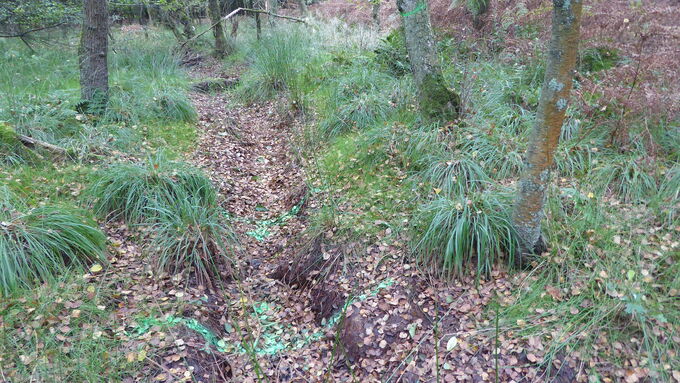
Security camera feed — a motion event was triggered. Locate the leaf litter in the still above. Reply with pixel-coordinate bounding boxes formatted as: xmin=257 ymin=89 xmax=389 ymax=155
xmin=3 ymin=56 xmax=677 ymax=383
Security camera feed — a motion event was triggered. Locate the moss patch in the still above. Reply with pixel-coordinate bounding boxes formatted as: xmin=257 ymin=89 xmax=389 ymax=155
xmin=420 ymin=73 xmax=461 ymax=121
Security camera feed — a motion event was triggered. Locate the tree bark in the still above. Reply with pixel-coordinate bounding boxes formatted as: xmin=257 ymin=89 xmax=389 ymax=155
xmin=299 ymin=0 xmax=308 ymax=17
xmin=371 ymin=0 xmax=380 ymax=28
xmin=396 ymin=0 xmax=460 ymax=121
xmin=179 ymin=10 xmax=195 ymax=40
xmin=208 ymin=0 xmax=230 ymax=57
xmin=251 ymin=0 xmax=263 ymax=40
xmin=512 ymin=0 xmax=583 ymax=258
xmin=79 ymin=0 xmax=109 ymax=108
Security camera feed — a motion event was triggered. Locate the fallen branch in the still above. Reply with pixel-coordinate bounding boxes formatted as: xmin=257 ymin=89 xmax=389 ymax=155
xmin=179 ymin=7 xmax=306 ymax=49
xmin=16 ymin=134 xmax=67 ymax=155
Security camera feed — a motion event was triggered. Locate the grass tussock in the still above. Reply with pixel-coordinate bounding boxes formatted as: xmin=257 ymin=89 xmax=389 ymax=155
xmin=86 ymin=151 xmax=216 ymax=224
xmin=414 ymin=190 xmax=518 ymax=278
xmin=0 ymin=29 xmax=195 ymax=159
xmin=148 ymin=194 xmax=237 ymax=287
xmin=0 ymin=187 xmax=105 ymax=295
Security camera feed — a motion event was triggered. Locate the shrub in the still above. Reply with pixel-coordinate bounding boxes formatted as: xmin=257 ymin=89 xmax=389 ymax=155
xmin=0 ymin=189 xmax=105 ymax=294
xmin=147 ymin=194 xmax=236 ymax=288
xmin=414 ymin=189 xmax=518 ymax=278
xmin=86 ymin=152 xmax=216 ymax=224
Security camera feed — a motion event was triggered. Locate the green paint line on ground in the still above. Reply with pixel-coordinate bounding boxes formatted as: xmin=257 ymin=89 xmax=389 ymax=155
xmin=128 ymin=278 xmax=396 ymax=357
xmin=400 ymin=2 xmax=426 ymax=17
xmin=246 ymin=197 xmax=305 ymax=241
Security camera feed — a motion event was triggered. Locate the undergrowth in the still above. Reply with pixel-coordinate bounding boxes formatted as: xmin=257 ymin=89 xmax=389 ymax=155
xmin=86 ymin=151 xmax=216 ymax=224
xmin=415 ymin=190 xmax=518 ymax=278
xmin=147 ymin=193 xmax=236 ymax=287
xmin=229 ymin=18 xmax=679 ymax=378
xmin=0 ymin=187 xmax=105 ymax=295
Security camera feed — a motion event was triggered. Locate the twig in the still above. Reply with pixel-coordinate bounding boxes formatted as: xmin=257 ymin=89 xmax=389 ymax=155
xmin=0 ymin=23 xmax=65 ymax=38
xmin=179 ymin=7 xmax=306 ymax=49
xmin=19 ymin=36 xmax=36 ymax=53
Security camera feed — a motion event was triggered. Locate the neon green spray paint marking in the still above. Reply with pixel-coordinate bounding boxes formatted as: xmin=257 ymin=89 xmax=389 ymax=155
xmin=400 ymin=2 xmax=426 ymax=17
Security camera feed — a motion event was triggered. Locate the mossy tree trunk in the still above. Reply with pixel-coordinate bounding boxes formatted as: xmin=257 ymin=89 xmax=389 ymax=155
xmin=512 ymin=0 xmax=583 ymax=259
xmin=396 ymin=0 xmax=460 ymax=121
xmin=208 ymin=0 xmax=230 ymax=57
xmin=79 ymin=0 xmax=109 ymax=110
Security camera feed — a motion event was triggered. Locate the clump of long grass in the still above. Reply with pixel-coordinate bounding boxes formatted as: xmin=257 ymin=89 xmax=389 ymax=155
xmin=655 ymin=164 xmax=680 ymax=225
xmin=105 ymin=30 xmax=196 ymax=125
xmin=591 ymin=153 xmax=657 ymax=203
xmin=86 ymin=151 xmax=216 ymax=224
xmin=417 ymin=152 xmax=490 ymax=196
xmin=318 ymin=61 xmax=401 ymax=139
xmin=0 ymin=187 xmax=105 ymax=295
xmin=147 ymin=194 xmax=236 ymax=287
xmin=237 ymin=26 xmax=314 ymax=103
xmin=455 ymin=126 xmax=526 ymax=179
xmin=414 ymin=189 xmax=518 ymax=278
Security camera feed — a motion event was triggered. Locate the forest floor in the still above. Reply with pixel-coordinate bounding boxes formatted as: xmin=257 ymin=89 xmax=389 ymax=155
xmin=102 ymin=57 xmax=594 ymax=382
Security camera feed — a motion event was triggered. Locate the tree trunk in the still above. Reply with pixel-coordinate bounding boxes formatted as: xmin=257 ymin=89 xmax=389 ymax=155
xmin=179 ymin=10 xmax=195 ymax=40
xmin=299 ymin=0 xmax=308 ymax=16
xmin=231 ymin=18 xmax=240 ymax=37
xmin=255 ymin=1 xmax=262 ymax=41
xmin=512 ymin=0 xmax=583 ymax=258
xmin=371 ymin=0 xmax=380 ymax=28
xmin=208 ymin=0 xmax=230 ymax=57
xmin=396 ymin=0 xmax=460 ymax=121
xmin=471 ymin=0 xmax=489 ymax=30
xmin=79 ymin=0 xmax=109 ymax=111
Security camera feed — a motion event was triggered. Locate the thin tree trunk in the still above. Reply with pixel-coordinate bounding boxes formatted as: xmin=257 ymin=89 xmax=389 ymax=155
xmin=371 ymin=0 xmax=380 ymax=28
xmin=179 ymin=10 xmax=195 ymax=40
xmin=255 ymin=0 xmax=262 ymax=41
xmin=79 ymin=0 xmax=109 ymax=109
xmin=512 ymin=0 xmax=583 ymax=258
xmin=396 ymin=0 xmax=460 ymax=120
xmin=299 ymin=0 xmax=308 ymax=16
xmin=231 ymin=17 xmax=240 ymax=37
xmin=208 ymin=0 xmax=230 ymax=57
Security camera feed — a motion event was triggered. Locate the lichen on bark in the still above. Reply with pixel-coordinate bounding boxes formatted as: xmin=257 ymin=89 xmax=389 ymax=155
xmin=512 ymin=0 xmax=583 ymax=258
